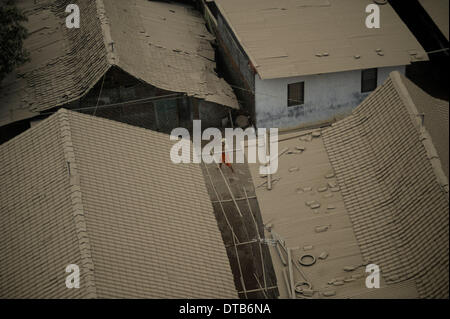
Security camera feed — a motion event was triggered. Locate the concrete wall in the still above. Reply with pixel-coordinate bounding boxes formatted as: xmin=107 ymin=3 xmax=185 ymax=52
xmin=254 ymin=66 xmax=405 ymax=129
xmin=216 ymin=14 xmax=254 ymax=90
xmin=216 ymin=13 xmax=255 ymax=118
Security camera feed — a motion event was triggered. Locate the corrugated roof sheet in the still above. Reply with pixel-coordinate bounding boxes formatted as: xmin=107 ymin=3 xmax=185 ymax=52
xmin=0 ymin=0 xmax=238 ymax=127
xmin=0 ymin=108 xmax=237 ymax=298
xmin=322 ymin=71 xmax=449 ymax=299
xmin=215 ymin=0 xmax=428 ymax=79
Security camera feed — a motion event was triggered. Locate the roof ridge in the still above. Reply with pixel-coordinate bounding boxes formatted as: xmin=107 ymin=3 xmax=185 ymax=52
xmin=390 ymin=71 xmax=449 ymax=198
xmin=95 ymin=0 xmax=116 ymax=65
xmin=57 ymin=109 xmax=98 ymax=298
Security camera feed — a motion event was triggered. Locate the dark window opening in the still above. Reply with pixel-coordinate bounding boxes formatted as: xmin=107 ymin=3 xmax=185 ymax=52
xmin=288 ymin=82 xmax=305 ymax=107
xmin=361 ymin=68 xmax=378 ymax=93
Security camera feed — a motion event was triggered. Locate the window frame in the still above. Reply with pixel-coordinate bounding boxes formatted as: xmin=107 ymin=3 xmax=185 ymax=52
xmin=287 ymin=81 xmax=305 ymax=107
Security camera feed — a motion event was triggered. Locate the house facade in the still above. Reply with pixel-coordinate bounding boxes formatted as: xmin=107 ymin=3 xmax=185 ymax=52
xmin=209 ymin=0 xmax=428 ymax=129
xmin=253 ymin=65 xmax=404 ymax=128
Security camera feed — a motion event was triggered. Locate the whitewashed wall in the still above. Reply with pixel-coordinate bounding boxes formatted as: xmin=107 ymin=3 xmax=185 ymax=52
xmin=254 ymin=66 xmax=405 ymax=129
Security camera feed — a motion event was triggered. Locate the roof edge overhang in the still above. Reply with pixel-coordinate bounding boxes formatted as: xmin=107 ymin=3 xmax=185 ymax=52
xmin=215 ymin=1 xmax=429 ymax=81
xmin=214 ymin=1 xmax=261 ymax=70
xmin=256 ymin=57 xmax=430 ymax=81
xmin=112 ymin=65 xmax=240 ymax=110
xmin=0 ymin=64 xmax=112 ymax=128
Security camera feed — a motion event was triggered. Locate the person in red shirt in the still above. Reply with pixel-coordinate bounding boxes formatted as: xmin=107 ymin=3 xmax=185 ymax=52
xmin=219 ymin=139 xmax=234 ymax=173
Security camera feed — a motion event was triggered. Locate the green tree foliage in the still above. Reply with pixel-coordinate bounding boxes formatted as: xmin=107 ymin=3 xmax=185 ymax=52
xmin=0 ymin=0 xmax=29 ymax=82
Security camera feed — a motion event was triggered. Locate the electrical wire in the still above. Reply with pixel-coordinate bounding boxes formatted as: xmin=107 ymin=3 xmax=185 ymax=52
xmin=425 ymin=47 xmax=449 ymax=54
xmin=38 ymin=93 xmax=185 ymax=116
xmin=27 ymin=46 xmax=450 ymax=120
xmin=93 ymin=73 xmax=106 ymax=117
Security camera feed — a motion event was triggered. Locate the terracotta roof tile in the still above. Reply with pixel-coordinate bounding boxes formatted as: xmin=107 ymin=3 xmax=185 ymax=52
xmin=322 ymin=71 xmax=449 ymax=298
xmin=0 ymin=109 xmax=237 ymax=298
xmin=0 ymin=0 xmax=237 ymax=127
xmin=101 ymin=0 xmax=238 ymax=109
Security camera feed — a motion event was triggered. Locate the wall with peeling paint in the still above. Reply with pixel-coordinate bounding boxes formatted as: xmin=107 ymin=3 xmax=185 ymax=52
xmin=254 ymin=66 xmax=405 ymax=129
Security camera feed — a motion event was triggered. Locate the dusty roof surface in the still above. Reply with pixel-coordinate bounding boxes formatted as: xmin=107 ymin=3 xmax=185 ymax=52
xmin=247 ymin=72 xmax=448 ymax=299
xmin=0 ymin=0 xmax=109 ymax=126
xmin=401 ymin=75 xmax=449 ymax=179
xmin=248 ymin=130 xmax=419 ymax=299
xmin=418 ymin=0 xmax=449 ymax=40
xmin=0 ymin=109 xmax=237 ymax=298
xmin=101 ymin=0 xmax=238 ymax=109
xmin=0 ymin=0 xmax=238 ymax=127
xmin=322 ymin=71 xmax=449 ymax=299
xmin=215 ymin=0 xmax=428 ymax=79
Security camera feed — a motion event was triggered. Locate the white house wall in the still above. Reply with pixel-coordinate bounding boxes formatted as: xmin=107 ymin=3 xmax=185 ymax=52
xmin=254 ymin=66 xmax=405 ymax=129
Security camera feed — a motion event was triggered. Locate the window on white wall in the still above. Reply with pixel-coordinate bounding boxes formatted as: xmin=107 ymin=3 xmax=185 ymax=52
xmin=361 ymin=68 xmax=377 ymax=93
xmin=288 ymin=82 xmax=305 ymax=107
